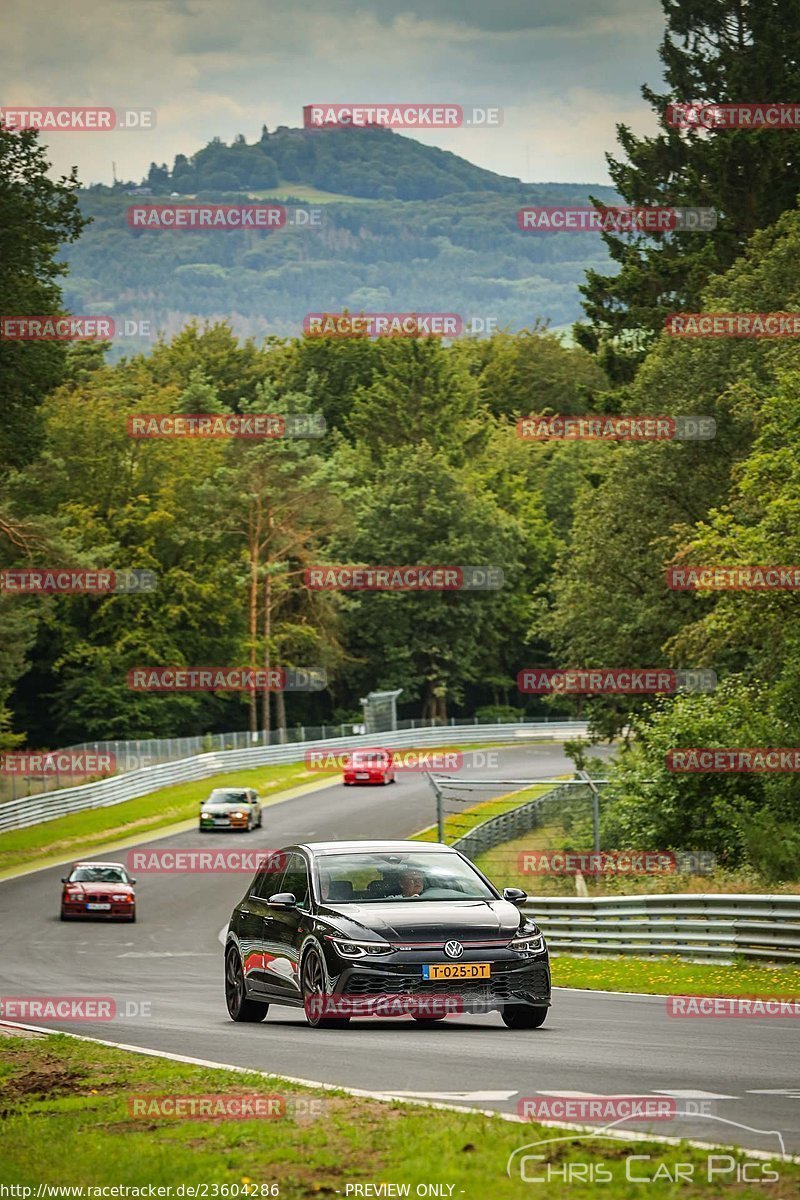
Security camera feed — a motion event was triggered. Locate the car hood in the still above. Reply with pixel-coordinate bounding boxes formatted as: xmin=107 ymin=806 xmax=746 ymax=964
xmin=202 ymin=803 xmax=248 ymax=814
xmin=65 ymin=882 xmax=133 ymax=895
xmin=318 ymin=899 xmax=522 ymax=941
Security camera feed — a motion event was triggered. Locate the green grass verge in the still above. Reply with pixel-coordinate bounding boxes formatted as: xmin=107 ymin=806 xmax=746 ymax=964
xmin=1 ymin=1032 xmax=796 ymax=1197
xmin=551 ymin=954 xmax=800 ymax=997
xmin=0 ymin=763 xmax=337 ymax=876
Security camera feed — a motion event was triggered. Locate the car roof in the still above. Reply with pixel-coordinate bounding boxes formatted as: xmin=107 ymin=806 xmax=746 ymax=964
xmin=291 ymin=840 xmax=456 ymax=854
xmin=72 ymin=861 xmax=127 ymax=868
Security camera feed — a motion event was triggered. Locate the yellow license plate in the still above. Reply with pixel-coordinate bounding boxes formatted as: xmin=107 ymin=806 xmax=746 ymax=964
xmin=422 ymin=963 xmax=490 ymax=980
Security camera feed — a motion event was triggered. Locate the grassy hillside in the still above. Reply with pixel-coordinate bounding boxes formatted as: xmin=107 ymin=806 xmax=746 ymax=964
xmin=64 ymin=125 xmax=619 ymax=347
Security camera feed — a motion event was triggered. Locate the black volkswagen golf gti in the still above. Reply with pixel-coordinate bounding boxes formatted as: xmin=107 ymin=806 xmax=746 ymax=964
xmin=225 ymin=840 xmax=551 ymax=1029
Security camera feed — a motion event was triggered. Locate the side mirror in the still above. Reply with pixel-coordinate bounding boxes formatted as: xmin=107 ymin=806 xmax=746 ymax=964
xmin=503 ymin=887 xmax=527 ymax=906
xmin=61 ymin=877 xmax=68 ymax=884
xmin=130 ymin=878 xmax=137 ymax=885
xmin=268 ymin=892 xmax=297 ymax=909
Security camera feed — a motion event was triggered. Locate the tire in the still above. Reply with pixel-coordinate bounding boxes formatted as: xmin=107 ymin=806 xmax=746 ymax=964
xmin=129 ymin=910 xmax=137 ymax=923
xmin=60 ymin=909 xmax=68 ymax=921
xmin=302 ymin=947 xmax=350 ymax=1028
xmin=501 ymin=1004 xmax=548 ymax=1029
xmin=225 ymin=946 xmax=269 ymax=1022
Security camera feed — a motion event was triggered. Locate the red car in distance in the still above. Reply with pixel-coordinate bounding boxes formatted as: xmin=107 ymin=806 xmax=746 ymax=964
xmin=342 ymin=748 xmax=397 ymax=786
xmin=60 ymin=860 xmax=137 ymax=921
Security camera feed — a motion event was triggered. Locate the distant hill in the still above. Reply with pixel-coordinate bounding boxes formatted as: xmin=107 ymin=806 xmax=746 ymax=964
xmin=62 ymin=125 xmax=620 ymax=349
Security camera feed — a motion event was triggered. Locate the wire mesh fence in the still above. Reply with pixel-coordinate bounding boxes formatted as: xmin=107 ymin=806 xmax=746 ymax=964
xmin=0 ymin=713 xmax=576 ymax=806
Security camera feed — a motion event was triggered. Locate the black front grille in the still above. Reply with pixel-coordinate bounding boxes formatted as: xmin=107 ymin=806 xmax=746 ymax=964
xmin=343 ymin=965 xmax=549 ymax=1003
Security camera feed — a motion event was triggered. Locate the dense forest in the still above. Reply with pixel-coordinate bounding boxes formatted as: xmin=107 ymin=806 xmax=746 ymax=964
xmin=3 ymin=0 xmax=800 ymax=876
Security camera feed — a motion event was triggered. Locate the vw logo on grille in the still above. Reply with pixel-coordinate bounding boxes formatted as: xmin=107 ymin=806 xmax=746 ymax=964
xmin=444 ymin=940 xmax=464 ymax=959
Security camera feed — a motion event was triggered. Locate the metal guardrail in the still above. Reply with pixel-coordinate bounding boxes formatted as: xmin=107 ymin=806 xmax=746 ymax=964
xmin=450 ymin=787 xmax=556 ymax=860
xmin=519 ymin=894 xmax=800 ymax=963
xmin=0 ymin=721 xmax=588 ymax=832
xmin=450 ymin=790 xmax=800 ymax=963
xmin=0 ymin=713 xmax=575 ymax=802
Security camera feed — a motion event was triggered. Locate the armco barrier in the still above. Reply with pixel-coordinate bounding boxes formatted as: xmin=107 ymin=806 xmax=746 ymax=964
xmin=452 ymin=783 xmax=567 ymax=860
xmin=0 ymin=721 xmax=588 ymax=832
xmin=520 ymin=894 xmax=800 ymax=963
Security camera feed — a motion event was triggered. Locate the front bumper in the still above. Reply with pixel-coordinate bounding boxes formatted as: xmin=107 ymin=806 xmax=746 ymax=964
xmin=329 ymin=951 xmax=551 ymax=1013
xmin=200 ymin=816 xmax=249 ymax=830
xmin=61 ymin=901 xmax=135 ymax=918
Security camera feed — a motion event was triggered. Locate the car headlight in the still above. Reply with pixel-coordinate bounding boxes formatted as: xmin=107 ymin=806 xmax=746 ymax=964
xmin=201 ymin=811 xmax=212 ymax=819
xmin=326 ymin=937 xmax=393 ymax=959
xmin=509 ymin=926 xmax=545 ymax=955
xmin=230 ymin=811 xmax=246 ymax=819
xmin=111 ymin=894 xmax=130 ymax=902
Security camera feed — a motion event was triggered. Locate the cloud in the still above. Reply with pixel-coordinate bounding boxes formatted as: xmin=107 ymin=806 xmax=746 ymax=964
xmin=0 ymin=0 xmax=665 ymax=185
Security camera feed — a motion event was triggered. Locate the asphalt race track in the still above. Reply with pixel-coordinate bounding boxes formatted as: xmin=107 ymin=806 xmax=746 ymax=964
xmin=1 ymin=743 xmax=798 ymax=1159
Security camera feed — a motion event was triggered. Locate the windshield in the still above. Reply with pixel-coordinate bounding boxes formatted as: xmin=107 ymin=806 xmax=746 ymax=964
xmin=208 ymin=790 xmax=250 ymax=804
xmin=315 ymin=850 xmax=496 ymax=903
xmin=69 ymin=866 xmax=129 ymax=884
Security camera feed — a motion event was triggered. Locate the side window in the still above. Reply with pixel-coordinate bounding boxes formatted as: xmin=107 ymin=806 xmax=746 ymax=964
xmin=278 ymin=853 xmax=310 ymax=909
xmin=250 ymin=869 xmax=273 ymax=900
xmin=250 ymin=851 xmax=284 ymax=899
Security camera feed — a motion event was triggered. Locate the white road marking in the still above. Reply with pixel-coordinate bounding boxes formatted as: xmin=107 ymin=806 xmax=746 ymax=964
xmin=385 ymin=1090 xmax=517 ymax=1101
xmin=749 ymin=1089 xmax=800 ymax=1096
xmin=652 ymin=1089 xmax=738 ymax=1100
xmin=117 ymin=951 xmax=215 ymax=958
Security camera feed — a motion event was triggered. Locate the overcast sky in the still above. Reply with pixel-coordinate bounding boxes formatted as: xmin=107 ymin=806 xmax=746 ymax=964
xmin=2 ymin=0 xmax=667 ymax=186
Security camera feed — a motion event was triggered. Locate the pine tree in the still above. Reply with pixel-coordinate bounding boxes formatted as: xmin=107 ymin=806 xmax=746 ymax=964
xmin=575 ymin=0 xmax=800 ymax=382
